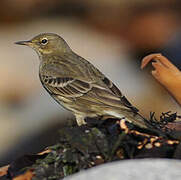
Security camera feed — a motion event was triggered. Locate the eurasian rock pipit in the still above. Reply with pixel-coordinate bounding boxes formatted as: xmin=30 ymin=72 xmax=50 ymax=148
xmin=16 ymin=33 xmax=146 ymax=127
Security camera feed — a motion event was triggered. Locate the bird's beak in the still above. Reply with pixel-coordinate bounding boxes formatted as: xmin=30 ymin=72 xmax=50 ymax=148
xmin=15 ymin=40 xmax=32 ymax=46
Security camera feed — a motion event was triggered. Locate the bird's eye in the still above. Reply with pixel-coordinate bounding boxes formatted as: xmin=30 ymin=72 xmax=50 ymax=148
xmin=41 ymin=38 xmax=48 ymax=45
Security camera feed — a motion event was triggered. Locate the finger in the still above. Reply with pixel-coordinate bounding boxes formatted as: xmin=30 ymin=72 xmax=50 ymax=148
xmin=151 ymin=70 xmax=159 ymax=79
xmin=141 ymin=53 xmax=162 ymax=69
xmin=151 ymin=62 xmax=166 ymax=80
xmin=151 ymin=62 xmax=172 ymax=84
xmin=151 ymin=61 xmax=169 ymax=76
xmin=153 ymin=55 xmax=179 ymax=71
xmin=152 ymin=61 xmax=165 ymax=70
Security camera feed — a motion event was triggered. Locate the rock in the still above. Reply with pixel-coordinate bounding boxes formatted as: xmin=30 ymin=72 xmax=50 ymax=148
xmin=66 ymin=159 xmax=181 ymax=180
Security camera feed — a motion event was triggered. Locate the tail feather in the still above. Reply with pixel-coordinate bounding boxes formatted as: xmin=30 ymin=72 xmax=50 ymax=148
xmin=105 ymin=109 xmax=147 ymax=128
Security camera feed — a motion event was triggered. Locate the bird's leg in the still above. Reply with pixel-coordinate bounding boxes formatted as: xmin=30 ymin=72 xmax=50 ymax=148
xmin=75 ymin=114 xmax=87 ymax=126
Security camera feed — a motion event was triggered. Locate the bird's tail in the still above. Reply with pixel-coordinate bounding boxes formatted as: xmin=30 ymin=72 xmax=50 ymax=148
xmin=127 ymin=112 xmax=148 ymax=128
xmin=105 ymin=109 xmax=147 ymax=128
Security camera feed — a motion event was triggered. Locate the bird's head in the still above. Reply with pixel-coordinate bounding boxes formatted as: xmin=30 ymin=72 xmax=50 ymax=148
xmin=15 ymin=33 xmax=71 ymax=56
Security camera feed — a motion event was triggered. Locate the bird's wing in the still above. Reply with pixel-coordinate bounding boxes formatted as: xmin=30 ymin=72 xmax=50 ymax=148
xmin=99 ymin=76 xmax=139 ymax=113
xmin=41 ymin=73 xmax=138 ymax=112
xmin=40 ymin=56 xmax=138 ymax=112
xmin=40 ymin=75 xmax=92 ymax=97
xmin=79 ymin=58 xmax=139 ymax=112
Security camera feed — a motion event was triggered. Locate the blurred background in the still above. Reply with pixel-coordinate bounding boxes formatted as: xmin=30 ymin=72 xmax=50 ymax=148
xmin=0 ymin=0 xmax=181 ymax=166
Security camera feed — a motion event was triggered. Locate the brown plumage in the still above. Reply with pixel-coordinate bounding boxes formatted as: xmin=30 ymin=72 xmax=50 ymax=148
xmin=15 ymin=33 xmax=146 ymax=127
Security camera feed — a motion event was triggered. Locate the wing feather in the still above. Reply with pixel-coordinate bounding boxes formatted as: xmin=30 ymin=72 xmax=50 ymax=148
xmin=39 ymin=55 xmax=138 ymax=113
xmin=41 ymin=75 xmax=91 ymax=97
xmin=102 ymin=77 xmax=139 ymax=113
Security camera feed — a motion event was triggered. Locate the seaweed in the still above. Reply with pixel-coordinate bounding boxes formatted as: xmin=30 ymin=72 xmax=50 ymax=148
xmin=2 ymin=112 xmax=181 ymax=180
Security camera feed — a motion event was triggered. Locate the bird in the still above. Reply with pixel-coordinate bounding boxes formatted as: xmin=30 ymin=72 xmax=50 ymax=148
xmin=15 ymin=33 xmax=147 ymax=128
